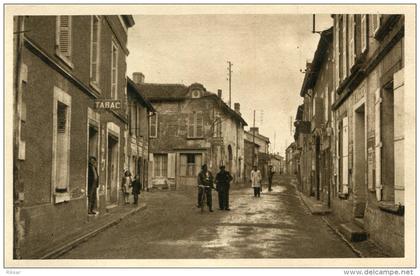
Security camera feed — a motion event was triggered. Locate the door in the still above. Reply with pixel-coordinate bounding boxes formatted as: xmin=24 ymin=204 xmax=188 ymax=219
xmin=106 ymin=135 xmax=118 ymax=204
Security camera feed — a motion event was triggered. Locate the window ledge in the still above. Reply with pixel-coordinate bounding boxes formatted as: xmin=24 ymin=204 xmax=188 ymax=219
xmin=378 ymin=201 xmax=404 ymax=216
xmin=55 ymin=51 xmax=74 ymax=69
xmin=187 ymin=137 xmax=205 ymax=140
xmin=54 ymin=192 xmax=70 ymax=204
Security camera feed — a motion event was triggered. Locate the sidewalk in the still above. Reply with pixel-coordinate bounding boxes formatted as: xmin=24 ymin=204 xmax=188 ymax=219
xmin=297 ymin=190 xmax=388 ymax=258
xmin=33 ymin=202 xmax=147 ymax=259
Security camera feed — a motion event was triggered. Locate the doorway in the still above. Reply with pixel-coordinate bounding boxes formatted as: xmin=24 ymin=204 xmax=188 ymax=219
xmin=354 ymin=103 xmax=366 ymax=218
xmin=106 ymin=135 xmax=119 ymax=205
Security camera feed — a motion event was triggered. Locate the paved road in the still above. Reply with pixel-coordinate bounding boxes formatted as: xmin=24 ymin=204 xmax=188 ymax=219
xmin=60 ymin=175 xmax=357 ymax=259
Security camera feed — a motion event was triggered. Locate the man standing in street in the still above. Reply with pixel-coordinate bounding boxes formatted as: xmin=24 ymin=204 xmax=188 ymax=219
xmin=88 ymin=156 xmax=99 ymax=215
xmin=251 ymin=165 xmax=262 ymax=197
xmin=197 ymin=164 xmax=214 ymax=212
xmin=216 ymin=165 xmax=233 ymax=211
xmin=268 ymin=165 xmax=275 ymax=192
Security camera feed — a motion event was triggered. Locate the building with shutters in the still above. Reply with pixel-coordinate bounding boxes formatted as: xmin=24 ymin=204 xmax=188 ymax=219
xmin=13 ymin=15 xmax=135 ymax=258
xmin=126 ymin=77 xmax=155 ymax=191
xmin=132 ymin=75 xmax=247 ymax=189
xmin=330 ymin=14 xmax=405 ymax=256
xmin=298 ymin=27 xmax=334 ymax=204
xmin=244 ymin=128 xmax=270 ymax=181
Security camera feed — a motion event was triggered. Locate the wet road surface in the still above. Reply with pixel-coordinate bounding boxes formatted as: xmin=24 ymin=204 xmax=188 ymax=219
xmin=60 ymin=175 xmax=358 ymax=259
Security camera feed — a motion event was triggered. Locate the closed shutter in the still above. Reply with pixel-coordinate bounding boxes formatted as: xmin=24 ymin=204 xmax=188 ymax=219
xmin=348 ymin=15 xmax=355 ymax=70
xmin=361 ymin=15 xmax=367 ymax=53
xmin=195 ymin=154 xmax=203 ymax=176
xmin=342 ymin=15 xmax=347 ymax=80
xmin=374 ymin=88 xmax=382 ymax=201
xmin=167 ymin=153 xmax=176 ymax=179
xmin=57 ymin=16 xmax=71 ymax=58
xmin=188 ymin=113 xmax=195 ymax=137
xmin=180 ymin=154 xmax=187 ymax=176
xmin=90 ymin=16 xmax=99 ymax=83
xmin=393 ymin=69 xmax=404 ymax=205
xmin=196 ymin=112 xmax=204 ymax=137
xmin=335 ymin=122 xmax=340 ymax=193
xmin=335 ymin=17 xmax=340 ymax=89
xmin=149 ymin=153 xmax=154 ymax=177
xmin=342 ymin=116 xmax=349 ymax=194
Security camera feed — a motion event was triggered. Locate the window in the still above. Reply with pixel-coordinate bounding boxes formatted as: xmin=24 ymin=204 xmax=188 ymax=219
xmin=136 ymin=106 xmax=141 ymax=137
xmin=214 ymin=117 xmax=222 ymax=137
xmin=334 ymin=15 xmax=340 ymax=89
xmin=324 ymin=87 xmax=329 ymax=122
xmin=149 ymin=113 xmax=158 ymax=138
xmin=342 ymin=15 xmax=348 ymax=80
xmin=90 ymin=16 xmax=101 ymax=87
xmin=56 ymin=16 xmax=73 ymax=66
xmin=361 ymin=14 xmax=367 ymax=53
xmin=348 ymin=15 xmax=355 ymax=70
xmin=188 ymin=111 xmax=204 ymax=138
xmin=52 ymin=87 xmax=71 ymax=202
xmin=153 ymin=154 xmax=168 ymax=177
xmin=180 ymin=153 xmax=202 ymax=177
xmin=130 ymin=103 xmax=137 ymax=135
xmin=111 ymin=41 xmax=118 ymax=99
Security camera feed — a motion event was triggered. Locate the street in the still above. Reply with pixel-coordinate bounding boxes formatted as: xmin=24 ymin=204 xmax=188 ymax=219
xmin=60 ymin=175 xmax=357 ymax=259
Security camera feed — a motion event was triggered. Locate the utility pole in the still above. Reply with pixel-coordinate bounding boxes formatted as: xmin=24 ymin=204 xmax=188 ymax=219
xmin=251 ymin=110 xmax=256 ymax=167
xmin=227 ymin=61 xmax=233 ymax=108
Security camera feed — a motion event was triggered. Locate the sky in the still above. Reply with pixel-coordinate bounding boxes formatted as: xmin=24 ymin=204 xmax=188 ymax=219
xmin=127 ymin=14 xmax=332 ymax=156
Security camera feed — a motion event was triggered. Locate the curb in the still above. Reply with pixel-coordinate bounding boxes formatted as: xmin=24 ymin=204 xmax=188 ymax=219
xmin=40 ymin=204 xmax=147 ymax=259
xmin=296 ymin=192 xmax=362 ymax=258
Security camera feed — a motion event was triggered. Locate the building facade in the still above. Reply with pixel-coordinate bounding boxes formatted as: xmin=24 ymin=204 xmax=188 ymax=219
xmin=13 ymin=15 xmax=135 ymax=258
xmin=293 ymin=14 xmax=405 ymax=256
xmin=331 ymin=14 xmax=404 ymax=256
xmin=133 ymin=77 xmax=247 ymax=189
xmin=126 ymin=77 xmax=155 ymax=190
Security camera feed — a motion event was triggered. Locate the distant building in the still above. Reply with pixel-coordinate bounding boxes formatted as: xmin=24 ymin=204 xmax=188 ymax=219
xmin=269 ymin=153 xmax=284 ymax=174
xmin=244 ymin=128 xmax=270 ymax=180
xmin=134 ymin=76 xmax=247 ymax=188
xmin=13 ymin=15 xmax=135 ymax=258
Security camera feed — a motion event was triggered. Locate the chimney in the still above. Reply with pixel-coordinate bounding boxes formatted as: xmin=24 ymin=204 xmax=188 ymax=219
xmin=217 ymin=89 xmax=222 ymax=98
xmin=250 ymin=127 xmax=259 ymax=134
xmin=132 ymin=72 xmax=145 ymax=84
xmin=234 ymin=103 xmax=240 ymax=114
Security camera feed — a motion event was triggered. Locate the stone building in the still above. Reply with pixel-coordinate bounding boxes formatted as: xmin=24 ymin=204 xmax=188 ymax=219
xmin=13 ymin=15 xmax=135 ymax=258
xmin=298 ymin=27 xmax=334 ymax=205
xmin=330 ymin=14 xmax=405 ymax=256
xmin=133 ymin=76 xmax=247 ymax=188
xmin=126 ymin=77 xmax=155 ymax=190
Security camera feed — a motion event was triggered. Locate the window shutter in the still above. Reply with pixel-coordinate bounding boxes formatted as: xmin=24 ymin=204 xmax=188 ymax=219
xmin=58 ymin=16 xmax=71 ymax=58
xmin=188 ymin=113 xmax=195 ymax=138
xmin=180 ymin=154 xmax=187 ymax=176
xmin=393 ymin=69 xmax=404 ymax=205
xmin=335 ymin=122 xmax=340 ymax=193
xmin=57 ymin=102 xmax=67 ymax=133
xmin=361 ymin=15 xmax=367 ymax=53
xmin=149 ymin=153 xmax=154 ymax=177
xmin=342 ymin=15 xmax=348 ymax=80
xmin=374 ymin=88 xmax=382 ymax=201
xmin=348 ymin=15 xmax=355 ymax=70
xmin=342 ymin=116 xmax=349 ymax=194
xmin=90 ymin=16 xmax=99 ymax=83
xmin=335 ymin=17 xmax=340 ymax=89
xmin=196 ymin=112 xmax=203 ymax=137
xmin=167 ymin=153 xmax=176 ymax=179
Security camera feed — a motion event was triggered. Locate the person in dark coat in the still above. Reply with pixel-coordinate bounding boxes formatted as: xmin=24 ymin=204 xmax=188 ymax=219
xmin=88 ymin=156 xmax=99 ymax=215
xmin=216 ymin=165 xmax=233 ymax=211
xmin=131 ymin=174 xmax=142 ymax=205
xmin=197 ymin=164 xmax=214 ymax=212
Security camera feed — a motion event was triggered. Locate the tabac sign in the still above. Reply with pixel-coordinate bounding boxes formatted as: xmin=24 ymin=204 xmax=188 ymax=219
xmin=94 ymin=100 xmax=122 ymax=110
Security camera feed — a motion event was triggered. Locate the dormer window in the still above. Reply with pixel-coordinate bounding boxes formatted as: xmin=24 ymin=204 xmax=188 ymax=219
xmin=191 ymin=89 xmax=201 ymax=98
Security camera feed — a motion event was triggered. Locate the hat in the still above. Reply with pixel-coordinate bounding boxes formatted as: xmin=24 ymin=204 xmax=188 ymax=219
xmin=219 ymin=165 xmax=226 ymax=170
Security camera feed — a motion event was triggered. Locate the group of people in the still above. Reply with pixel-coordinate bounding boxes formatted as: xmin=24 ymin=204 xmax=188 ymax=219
xmin=196 ymin=163 xmax=276 ymax=212
xmin=87 ymin=156 xmax=143 ymax=216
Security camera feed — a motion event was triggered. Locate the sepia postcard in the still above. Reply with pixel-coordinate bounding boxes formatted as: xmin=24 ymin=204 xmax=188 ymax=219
xmin=3 ymin=3 xmax=416 ymax=269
